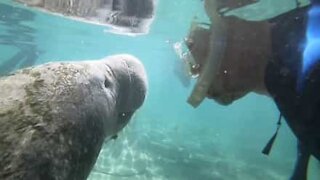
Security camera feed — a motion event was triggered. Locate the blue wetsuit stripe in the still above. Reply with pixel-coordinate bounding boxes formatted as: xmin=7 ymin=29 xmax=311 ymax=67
xmin=298 ymin=5 xmax=320 ymax=91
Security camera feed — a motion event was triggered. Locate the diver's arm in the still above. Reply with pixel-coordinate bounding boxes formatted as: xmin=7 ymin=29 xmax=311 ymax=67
xmin=290 ymin=142 xmax=310 ymax=180
xmin=310 ymin=0 xmax=320 ymax=5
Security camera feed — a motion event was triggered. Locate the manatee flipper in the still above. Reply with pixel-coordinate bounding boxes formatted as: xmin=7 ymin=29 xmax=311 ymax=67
xmin=290 ymin=141 xmax=310 ymax=180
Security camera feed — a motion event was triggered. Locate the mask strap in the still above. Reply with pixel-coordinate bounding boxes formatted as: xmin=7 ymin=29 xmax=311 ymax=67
xmin=262 ymin=113 xmax=282 ymax=155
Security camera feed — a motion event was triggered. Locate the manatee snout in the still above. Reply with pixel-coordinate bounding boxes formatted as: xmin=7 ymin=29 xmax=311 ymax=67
xmin=102 ymin=54 xmax=148 ymax=133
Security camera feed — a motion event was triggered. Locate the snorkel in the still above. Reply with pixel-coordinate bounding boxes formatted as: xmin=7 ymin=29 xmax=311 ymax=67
xmin=186 ymin=0 xmax=227 ymax=107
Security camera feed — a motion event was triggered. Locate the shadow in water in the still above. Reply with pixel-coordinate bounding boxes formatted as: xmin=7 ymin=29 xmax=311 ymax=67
xmin=0 ymin=3 xmax=39 ymax=76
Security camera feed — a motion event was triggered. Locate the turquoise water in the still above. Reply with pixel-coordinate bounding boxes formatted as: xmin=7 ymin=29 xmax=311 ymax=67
xmin=0 ymin=0 xmax=312 ymax=179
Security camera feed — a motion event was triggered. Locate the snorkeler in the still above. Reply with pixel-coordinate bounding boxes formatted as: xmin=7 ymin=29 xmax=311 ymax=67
xmin=185 ymin=0 xmax=320 ymax=179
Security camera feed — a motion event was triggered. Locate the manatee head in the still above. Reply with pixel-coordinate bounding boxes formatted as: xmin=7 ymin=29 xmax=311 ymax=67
xmin=0 ymin=54 xmax=147 ymax=180
xmin=99 ymin=54 xmax=148 ymax=134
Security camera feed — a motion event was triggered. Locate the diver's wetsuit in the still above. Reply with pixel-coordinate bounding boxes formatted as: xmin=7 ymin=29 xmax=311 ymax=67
xmin=265 ymin=5 xmax=320 ymax=180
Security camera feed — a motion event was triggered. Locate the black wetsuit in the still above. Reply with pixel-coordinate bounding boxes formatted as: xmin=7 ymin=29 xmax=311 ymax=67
xmin=265 ymin=5 xmax=320 ymax=180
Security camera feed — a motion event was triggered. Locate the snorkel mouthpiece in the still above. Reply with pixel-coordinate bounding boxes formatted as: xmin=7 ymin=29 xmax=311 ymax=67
xmin=187 ymin=76 xmax=211 ymax=107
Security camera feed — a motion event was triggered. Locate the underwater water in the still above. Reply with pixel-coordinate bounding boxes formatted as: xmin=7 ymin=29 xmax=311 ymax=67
xmin=0 ymin=0 xmax=318 ymax=179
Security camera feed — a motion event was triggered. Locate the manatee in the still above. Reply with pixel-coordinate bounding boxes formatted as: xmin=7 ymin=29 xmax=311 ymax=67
xmin=14 ymin=0 xmax=155 ymax=34
xmin=0 ymin=54 xmax=147 ymax=180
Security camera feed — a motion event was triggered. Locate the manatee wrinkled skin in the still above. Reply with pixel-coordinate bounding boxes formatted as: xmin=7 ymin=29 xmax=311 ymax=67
xmin=0 ymin=54 xmax=147 ymax=180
